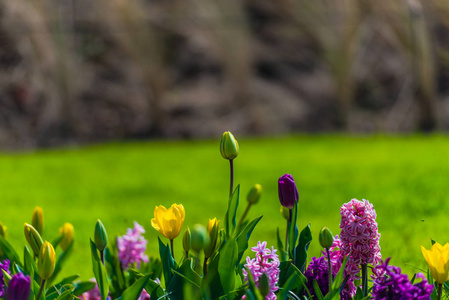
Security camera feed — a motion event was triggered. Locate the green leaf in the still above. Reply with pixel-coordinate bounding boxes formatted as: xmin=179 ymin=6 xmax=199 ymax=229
xmin=52 ymin=235 xmax=64 ymax=251
xmin=167 ymin=259 xmax=202 ymax=299
xmin=324 ymin=256 xmax=348 ymax=300
xmin=158 ymin=237 xmax=176 ymax=288
xmin=218 ymin=238 xmax=238 ymax=293
xmin=244 ymin=269 xmax=264 ymax=300
xmin=277 ymin=271 xmax=310 ymax=300
xmin=313 ymin=279 xmax=324 ymax=300
xmin=104 ymin=245 xmax=126 ymax=296
xmin=225 ymin=185 xmax=240 ymax=239
xmin=0 ymin=236 xmax=22 ymax=268
xmin=294 ymin=224 xmax=312 ymax=272
xmin=288 ymin=202 xmax=299 ymax=263
xmin=117 ymin=273 xmax=151 ymax=300
xmin=276 ymin=228 xmax=288 ymax=262
xmin=235 ymin=215 xmax=262 ymax=264
xmin=129 ymin=269 xmax=166 ymax=299
xmin=46 ymin=284 xmax=74 ymax=300
xmin=90 ymin=239 xmax=109 ymax=300
xmin=278 ymin=261 xmax=308 ymax=297
xmin=73 ymin=280 xmax=96 ymax=296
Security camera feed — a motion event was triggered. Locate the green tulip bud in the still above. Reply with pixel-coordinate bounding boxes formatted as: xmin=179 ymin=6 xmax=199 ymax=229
xmin=204 ymin=221 xmax=219 ymax=259
xmin=32 ymin=206 xmax=44 ymax=235
xmin=280 ymin=206 xmax=290 ymax=220
xmin=38 ymin=241 xmax=55 ymax=280
xmin=24 ymin=223 xmax=43 ymax=257
xmin=190 ymin=224 xmax=206 ymax=253
xmin=247 ymin=184 xmax=262 ymax=205
xmin=0 ymin=221 xmax=7 ymax=238
xmin=220 ymin=131 xmax=239 ymax=160
xmin=319 ymin=227 xmax=334 ymax=249
xmin=94 ymin=219 xmax=108 ymax=251
xmin=183 ymin=227 xmax=191 ymax=253
xmin=258 ymin=273 xmax=270 ymax=298
xmin=59 ymin=223 xmax=74 ymax=251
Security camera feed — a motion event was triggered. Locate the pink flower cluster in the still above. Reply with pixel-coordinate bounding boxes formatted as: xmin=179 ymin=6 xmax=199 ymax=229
xmin=340 ymin=198 xmax=381 ymax=278
xmin=117 ymin=222 xmax=149 ymax=269
xmin=82 ymin=278 xmax=152 ymax=300
xmin=242 ymin=241 xmax=280 ymax=300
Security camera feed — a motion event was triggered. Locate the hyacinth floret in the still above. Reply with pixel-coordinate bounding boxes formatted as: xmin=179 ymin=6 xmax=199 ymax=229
xmin=242 ymin=241 xmax=280 ymax=300
xmin=117 ymin=222 xmax=149 ymax=269
xmin=0 ymin=259 xmax=10 ymax=297
xmin=372 ymin=258 xmax=433 ymax=299
xmin=304 ymin=256 xmax=329 ymax=297
xmin=340 ymin=198 xmax=381 ymax=278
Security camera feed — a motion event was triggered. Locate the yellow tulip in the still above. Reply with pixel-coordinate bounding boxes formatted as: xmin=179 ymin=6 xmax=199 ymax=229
xmin=58 ymin=223 xmax=75 ymax=251
xmin=421 ymin=242 xmax=449 ymax=284
xmin=32 ymin=206 xmax=44 ymax=235
xmin=151 ymin=204 xmax=185 ymax=240
xmin=38 ymin=241 xmax=56 ymax=280
xmin=207 ymin=218 xmax=220 ymax=234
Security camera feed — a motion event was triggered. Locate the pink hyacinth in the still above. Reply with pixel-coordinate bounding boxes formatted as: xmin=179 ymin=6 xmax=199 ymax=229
xmin=242 ymin=241 xmax=280 ymax=300
xmin=117 ymin=222 xmax=149 ymax=269
xmin=339 ymin=198 xmax=381 ymax=278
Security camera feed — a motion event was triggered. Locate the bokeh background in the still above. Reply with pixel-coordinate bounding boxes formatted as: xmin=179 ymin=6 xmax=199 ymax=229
xmin=0 ymin=0 xmax=448 ymax=280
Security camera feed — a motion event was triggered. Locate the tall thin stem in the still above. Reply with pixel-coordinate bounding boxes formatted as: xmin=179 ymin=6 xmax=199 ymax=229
xmin=203 ymin=256 xmax=208 ymax=277
xmin=361 ymin=263 xmax=368 ymax=297
xmin=100 ymin=250 xmax=105 ymax=266
xmin=237 ymin=203 xmax=251 ymax=229
xmin=194 ymin=252 xmax=200 ymax=271
xmin=229 ymin=159 xmax=234 ymax=199
xmin=437 ymin=283 xmax=442 ymax=300
xmin=285 ymin=209 xmax=292 ymax=254
xmin=170 ymin=239 xmax=175 ymax=260
xmin=326 ymin=248 xmax=332 ymax=293
xmin=36 ymin=279 xmax=46 ymax=300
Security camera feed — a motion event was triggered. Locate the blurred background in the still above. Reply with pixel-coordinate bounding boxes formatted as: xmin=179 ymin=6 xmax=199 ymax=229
xmin=1 ymin=0 xmax=449 ymax=149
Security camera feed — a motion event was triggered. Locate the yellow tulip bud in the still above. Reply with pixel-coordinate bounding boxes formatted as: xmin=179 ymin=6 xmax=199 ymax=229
xmin=94 ymin=219 xmax=108 ymax=251
xmin=32 ymin=206 xmax=44 ymax=235
xmin=183 ymin=227 xmax=191 ymax=253
xmin=319 ymin=227 xmax=334 ymax=249
xmin=38 ymin=241 xmax=55 ymax=280
xmin=0 ymin=221 xmax=7 ymax=239
xmin=204 ymin=219 xmax=220 ymax=259
xmin=151 ymin=204 xmax=185 ymax=240
xmin=24 ymin=223 xmax=43 ymax=257
xmin=247 ymin=184 xmax=262 ymax=205
xmin=190 ymin=224 xmax=206 ymax=253
xmin=280 ymin=206 xmax=290 ymax=220
xmin=220 ymin=131 xmax=239 ymax=160
xmin=421 ymin=242 xmax=449 ymax=284
xmin=58 ymin=223 xmax=74 ymax=251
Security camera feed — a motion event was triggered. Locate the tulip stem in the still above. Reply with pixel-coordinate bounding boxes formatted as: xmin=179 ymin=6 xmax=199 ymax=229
xmin=361 ymin=263 xmax=368 ymax=297
xmin=185 ymin=250 xmax=189 ymax=260
xmin=37 ymin=279 xmax=46 ymax=300
xmin=229 ymin=159 xmax=234 ymax=199
xmin=237 ymin=203 xmax=252 ymax=229
xmin=170 ymin=239 xmax=175 ymax=260
xmin=326 ymin=248 xmax=332 ymax=293
xmin=203 ymin=256 xmax=208 ymax=277
xmin=285 ymin=209 xmax=292 ymax=254
xmin=194 ymin=252 xmax=199 ymax=270
xmin=100 ymin=250 xmax=105 ymax=265
xmin=437 ymin=283 xmax=442 ymax=300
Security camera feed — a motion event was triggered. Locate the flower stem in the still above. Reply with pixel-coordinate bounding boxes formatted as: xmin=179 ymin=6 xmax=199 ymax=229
xmin=194 ymin=252 xmax=200 ymax=270
xmin=437 ymin=283 xmax=442 ymax=300
xmin=285 ymin=209 xmax=292 ymax=254
xmin=229 ymin=159 xmax=234 ymax=199
xmin=36 ymin=279 xmax=46 ymax=300
xmin=327 ymin=248 xmax=332 ymax=293
xmin=237 ymin=203 xmax=252 ymax=229
xmin=185 ymin=250 xmax=189 ymax=260
xmin=361 ymin=263 xmax=368 ymax=297
xmin=100 ymin=250 xmax=105 ymax=266
xmin=203 ymin=256 xmax=208 ymax=277
xmin=170 ymin=239 xmax=175 ymax=260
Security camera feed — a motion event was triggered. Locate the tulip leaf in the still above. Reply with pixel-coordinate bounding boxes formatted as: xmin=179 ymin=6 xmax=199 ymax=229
xmin=72 ymin=280 xmax=96 ymax=296
xmin=225 ymin=185 xmax=240 ymax=239
xmin=294 ymin=223 xmax=312 ymax=272
xmin=288 ymin=202 xmax=299 ymax=264
xmin=0 ymin=236 xmax=22 ymax=268
xmin=244 ymin=269 xmax=264 ymax=300
xmin=46 ymin=284 xmax=74 ymax=300
xmin=323 ymin=256 xmax=348 ymax=300
xmin=158 ymin=237 xmax=176 ymax=288
xmin=167 ymin=259 xmax=202 ymax=299
xmin=105 ymin=244 xmax=126 ymax=295
xmin=276 ymin=228 xmax=287 ymax=262
xmin=116 ymin=273 xmax=151 ymax=300
xmin=235 ymin=215 xmax=262 ymax=265
xmin=313 ymin=279 xmax=325 ymax=300
xmin=129 ymin=269 xmax=166 ymax=299
xmin=23 ymin=245 xmax=37 ymax=280
xmin=90 ymin=239 xmax=109 ymax=300
xmin=218 ymin=238 xmax=238 ymax=294
xmin=277 ymin=271 xmax=310 ymax=300
xmin=278 ymin=260 xmax=307 ymax=297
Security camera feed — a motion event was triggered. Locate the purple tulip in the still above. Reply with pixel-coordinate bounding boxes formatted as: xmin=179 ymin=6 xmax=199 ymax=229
xmin=5 ymin=273 xmax=30 ymax=300
xmin=278 ymin=174 xmax=299 ymax=209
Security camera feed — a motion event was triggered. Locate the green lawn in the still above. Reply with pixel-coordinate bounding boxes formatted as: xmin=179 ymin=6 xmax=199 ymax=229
xmin=1 ymin=134 xmax=448 ymax=280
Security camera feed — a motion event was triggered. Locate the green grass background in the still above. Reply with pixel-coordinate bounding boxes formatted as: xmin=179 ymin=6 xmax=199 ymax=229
xmin=0 ymin=135 xmax=448 ymax=280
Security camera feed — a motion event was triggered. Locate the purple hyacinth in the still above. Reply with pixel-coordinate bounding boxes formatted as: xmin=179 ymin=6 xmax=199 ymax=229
xmin=278 ymin=174 xmax=299 ymax=209
xmin=304 ymin=256 xmax=329 ymax=297
xmin=340 ymin=199 xmax=381 ymax=279
xmin=117 ymin=222 xmax=149 ymax=269
xmin=0 ymin=259 xmax=10 ymax=297
xmin=242 ymin=241 xmax=280 ymax=300
xmin=5 ymin=272 xmax=31 ymax=300
xmin=372 ymin=258 xmax=433 ymax=300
